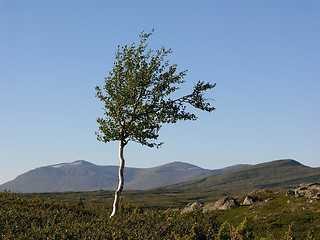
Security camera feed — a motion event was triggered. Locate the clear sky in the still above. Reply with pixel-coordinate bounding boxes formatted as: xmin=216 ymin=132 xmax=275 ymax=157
xmin=1 ymin=0 xmax=319 ymax=185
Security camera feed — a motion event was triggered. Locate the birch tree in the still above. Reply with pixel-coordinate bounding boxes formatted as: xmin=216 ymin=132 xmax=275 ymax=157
xmin=95 ymin=30 xmax=216 ymax=218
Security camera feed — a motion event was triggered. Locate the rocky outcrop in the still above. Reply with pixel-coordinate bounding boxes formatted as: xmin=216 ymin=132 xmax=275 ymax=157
xmin=287 ymin=183 xmax=320 ymax=199
xmin=181 ymin=202 xmax=203 ymax=214
xmin=203 ymin=196 xmax=239 ymax=212
xmin=182 ymin=196 xmax=239 ymax=214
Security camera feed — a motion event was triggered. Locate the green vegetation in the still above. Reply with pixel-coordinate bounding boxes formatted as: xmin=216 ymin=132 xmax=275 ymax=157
xmin=26 ymin=188 xmax=229 ymax=209
xmin=2 ymin=189 xmax=319 ymax=239
xmin=214 ymin=191 xmax=320 ymax=239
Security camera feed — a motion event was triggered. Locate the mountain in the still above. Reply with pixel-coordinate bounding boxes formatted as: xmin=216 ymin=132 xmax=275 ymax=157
xmin=0 ymin=160 xmax=248 ymax=193
xmin=3 ymin=159 xmax=315 ymax=194
xmin=126 ymin=162 xmax=249 ymax=190
xmin=162 ymin=159 xmax=320 ymax=192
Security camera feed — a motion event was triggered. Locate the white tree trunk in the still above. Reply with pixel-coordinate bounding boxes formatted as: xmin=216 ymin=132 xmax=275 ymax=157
xmin=110 ymin=140 xmax=125 ymax=218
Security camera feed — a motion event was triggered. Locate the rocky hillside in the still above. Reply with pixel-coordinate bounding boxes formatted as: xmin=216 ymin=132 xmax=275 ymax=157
xmin=182 ymin=183 xmax=320 ymax=213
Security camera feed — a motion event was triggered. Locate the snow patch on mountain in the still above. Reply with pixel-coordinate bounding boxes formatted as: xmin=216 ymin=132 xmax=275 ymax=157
xmin=51 ymin=160 xmax=88 ymax=168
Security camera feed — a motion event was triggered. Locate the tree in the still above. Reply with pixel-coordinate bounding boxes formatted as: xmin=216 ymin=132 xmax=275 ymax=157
xmin=95 ymin=30 xmax=216 ymax=218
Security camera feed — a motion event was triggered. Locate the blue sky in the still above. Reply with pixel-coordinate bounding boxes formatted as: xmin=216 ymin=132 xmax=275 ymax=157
xmin=1 ymin=0 xmax=319 ymax=185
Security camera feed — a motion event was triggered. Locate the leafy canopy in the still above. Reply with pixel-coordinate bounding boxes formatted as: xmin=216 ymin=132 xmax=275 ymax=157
xmin=95 ymin=30 xmax=215 ymax=148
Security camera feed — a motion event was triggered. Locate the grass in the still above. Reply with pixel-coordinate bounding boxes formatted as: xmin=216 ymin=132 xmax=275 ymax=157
xmin=0 ymin=191 xmax=219 ymax=239
xmin=2 ymin=188 xmax=320 ymax=239
xmin=24 ymin=187 xmax=248 ymax=210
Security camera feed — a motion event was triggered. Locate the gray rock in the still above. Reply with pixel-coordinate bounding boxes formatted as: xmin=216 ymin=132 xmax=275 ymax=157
xmin=181 ymin=201 xmax=203 ymax=214
xmin=265 ymin=197 xmax=274 ymax=202
xmin=291 ymin=183 xmax=320 ymax=199
xmin=203 ymin=196 xmax=239 ymax=212
xmin=243 ymin=196 xmax=258 ymax=205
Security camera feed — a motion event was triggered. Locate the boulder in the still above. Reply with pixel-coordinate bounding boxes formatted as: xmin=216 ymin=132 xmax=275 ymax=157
xmin=242 ymin=195 xmax=259 ymax=205
xmin=203 ymin=196 xmax=239 ymax=212
xmin=181 ymin=201 xmax=203 ymax=214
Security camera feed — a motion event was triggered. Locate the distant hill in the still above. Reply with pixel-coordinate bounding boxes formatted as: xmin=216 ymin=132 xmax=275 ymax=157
xmin=125 ymin=162 xmax=249 ymax=190
xmin=0 ymin=160 xmax=248 ymax=193
xmin=163 ymin=159 xmax=320 ymax=192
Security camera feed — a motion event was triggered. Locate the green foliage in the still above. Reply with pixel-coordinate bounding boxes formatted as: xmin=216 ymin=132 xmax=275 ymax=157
xmin=281 ymin=222 xmax=294 ymax=240
xmin=216 ymin=221 xmax=231 ymax=240
xmin=0 ymin=191 xmax=218 ymax=239
xmin=95 ymin=30 xmax=215 ymax=147
xmin=2 ymin=191 xmax=320 ymax=239
xmin=234 ymin=217 xmax=254 ymax=240
xmin=307 ymin=227 xmax=316 ymax=240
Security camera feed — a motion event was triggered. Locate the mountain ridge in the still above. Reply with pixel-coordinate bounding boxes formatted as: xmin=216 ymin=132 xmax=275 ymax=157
xmin=162 ymin=159 xmax=320 ymax=192
xmin=0 ymin=160 xmax=249 ymax=193
xmin=2 ymin=159 xmax=318 ymax=194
